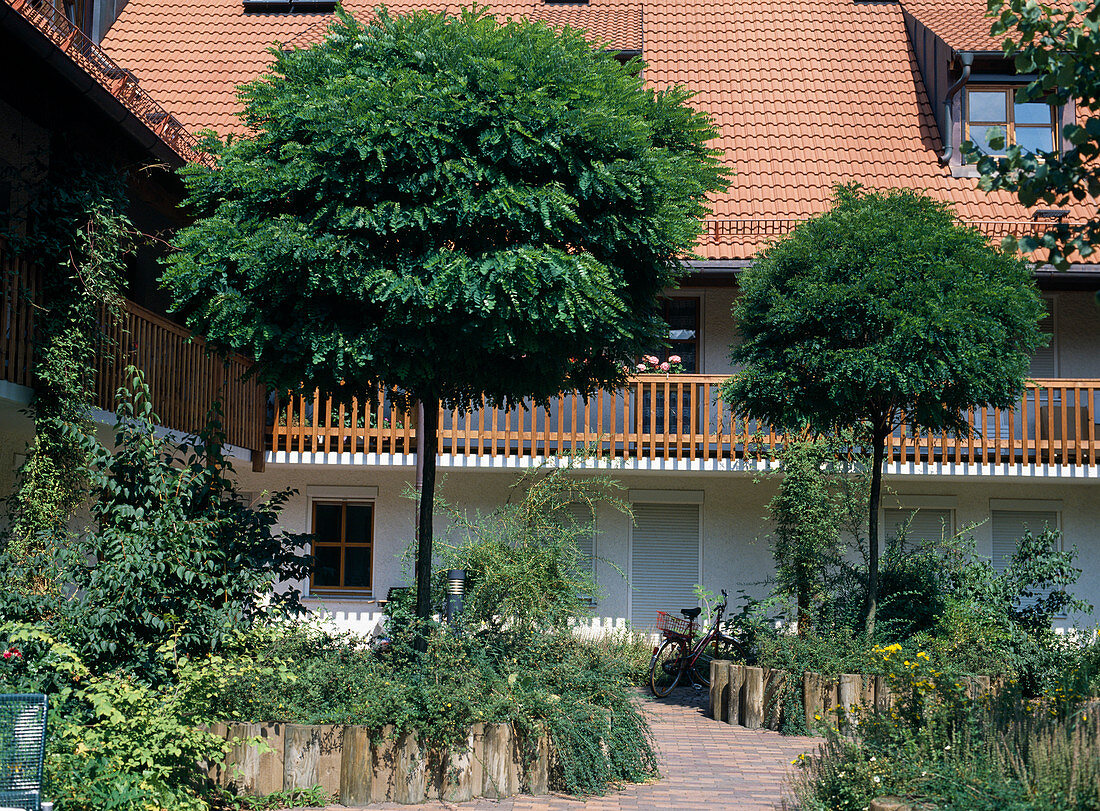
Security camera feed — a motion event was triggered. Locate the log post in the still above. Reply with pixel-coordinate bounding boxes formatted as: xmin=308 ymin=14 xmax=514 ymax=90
xmin=728 ymin=664 xmax=746 ymax=726
xmin=743 ymin=666 xmax=764 ymax=729
xmin=710 ymin=660 xmax=731 ymax=722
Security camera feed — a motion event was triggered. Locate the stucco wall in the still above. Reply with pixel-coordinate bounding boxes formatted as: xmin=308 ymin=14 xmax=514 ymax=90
xmin=234 ymin=461 xmax=1100 ymax=634
xmin=1052 ymin=291 xmax=1100 ymax=379
xmin=694 ymin=286 xmax=1099 ymax=381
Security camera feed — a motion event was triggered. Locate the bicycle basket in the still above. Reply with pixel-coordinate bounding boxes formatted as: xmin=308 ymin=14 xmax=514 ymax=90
xmin=655 ymin=611 xmax=692 ymax=637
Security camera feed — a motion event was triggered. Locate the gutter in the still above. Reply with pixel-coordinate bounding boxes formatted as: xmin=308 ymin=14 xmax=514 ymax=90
xmin=939 ymin=52 xmax=974 ymax=166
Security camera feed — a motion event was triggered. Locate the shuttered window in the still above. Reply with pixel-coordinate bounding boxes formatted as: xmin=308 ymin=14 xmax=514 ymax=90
xmin=630 ymin=503 xmax=701 ymax=628
xmin=991 ymin=510 xmax=1059 ymax=574
xmin=1029 ymin=298 xmax=1056 ymax=378
xmin=884 ymin=508 xmax=952 ymax=546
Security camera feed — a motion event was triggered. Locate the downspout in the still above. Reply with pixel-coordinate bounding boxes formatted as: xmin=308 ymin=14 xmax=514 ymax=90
xmin=939 ymin=52 xmax=974 ymax=165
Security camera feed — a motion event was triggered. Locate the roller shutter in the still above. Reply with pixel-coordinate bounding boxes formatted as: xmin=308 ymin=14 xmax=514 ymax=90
xmin=630 ymin=503 xmax=701 ymax=628
xmin=884 ymin=508 xmax=952 ymax=546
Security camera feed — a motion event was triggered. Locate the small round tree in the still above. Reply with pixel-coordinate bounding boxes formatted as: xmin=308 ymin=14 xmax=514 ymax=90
xmin=163 ymin=8 xmax=726 ymax=630
xmin=722 ymin=185 xmax=1046 ymax=636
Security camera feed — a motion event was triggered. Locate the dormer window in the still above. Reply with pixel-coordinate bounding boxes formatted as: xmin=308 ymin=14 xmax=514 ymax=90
xmin=965 ymin=86 xmax=1058 ymax=158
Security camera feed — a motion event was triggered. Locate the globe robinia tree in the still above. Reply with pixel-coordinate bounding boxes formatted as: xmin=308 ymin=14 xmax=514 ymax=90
xmin=163 ymin=8 xmax=726 ymax=632
xmin=722 ymin=185 xmax=1045 ymax=636
xmin=972 ymin=0 xmax=1100 ymax=270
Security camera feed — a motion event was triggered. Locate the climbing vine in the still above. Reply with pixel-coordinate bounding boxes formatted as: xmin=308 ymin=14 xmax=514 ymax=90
xmin=2 ymin=159 xmax=136 ymax=593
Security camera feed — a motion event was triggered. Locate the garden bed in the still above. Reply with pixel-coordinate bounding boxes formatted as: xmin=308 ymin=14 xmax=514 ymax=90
xmin=709 ymin=662 xmax=1002 ymax=731
xmin=207 ymin=721 xmax=549 ymax=804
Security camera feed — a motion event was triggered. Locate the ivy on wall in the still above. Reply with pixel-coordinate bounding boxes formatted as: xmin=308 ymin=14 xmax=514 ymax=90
xmin=2 ymin=158 xmax=137 ymax=593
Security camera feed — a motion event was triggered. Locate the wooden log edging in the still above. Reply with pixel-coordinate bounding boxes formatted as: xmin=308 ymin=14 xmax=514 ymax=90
xmin=206 ymin=721 xmax=549 ymax=804
xmin=708 ymin=663 xmax=1003 ymax=732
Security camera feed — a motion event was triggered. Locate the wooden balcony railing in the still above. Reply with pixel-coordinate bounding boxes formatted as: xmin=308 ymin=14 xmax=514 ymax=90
xmin=0 ymin=243 xmax=267 ymax=453
xmin=269 ymin=375 xmax=1100 ymax=469
xmin=95 ymin=301 xmax=266 ymax=453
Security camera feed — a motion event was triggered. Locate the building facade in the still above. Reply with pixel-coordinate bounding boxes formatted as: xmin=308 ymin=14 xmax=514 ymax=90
xmin=2 ymin=0 xmax=1098 ymax=633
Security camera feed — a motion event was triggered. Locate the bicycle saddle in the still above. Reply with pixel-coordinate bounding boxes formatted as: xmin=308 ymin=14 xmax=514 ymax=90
xmin=680 ymin=607 xmax=702 ymax=619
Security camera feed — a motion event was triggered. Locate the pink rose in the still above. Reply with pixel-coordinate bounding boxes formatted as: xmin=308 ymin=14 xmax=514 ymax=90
xmin=668 ymin=355 xmax=681 ymax=364
xmin=646 ymin=355 xmax=659 ymax=365
xmin=660 ymin=362 xmax=670 ymax=371
xmin=636 ymin=363 xmax=647 ymax=372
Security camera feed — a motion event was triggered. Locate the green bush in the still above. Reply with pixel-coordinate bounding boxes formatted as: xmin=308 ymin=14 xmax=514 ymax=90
xmin=0 ymin=371 xmax=310 ymax=681
xmin=791 ymin=643 xmax=1100 ymax=810
xmin=180 ymin=623 xmax=656 ymax=795
xmin=430 ymin=466 xmax=628 ymax=634
xmin=0 ymin=624 xmax=226 ymax=811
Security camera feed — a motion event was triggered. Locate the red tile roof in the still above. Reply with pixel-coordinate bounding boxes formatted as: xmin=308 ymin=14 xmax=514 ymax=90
xmin=3 ymin=0 xmax=208 ymax=164
xmin=289 ymin=3 xmax=643 ymax=51
xmin=902 ymin=0 xmax=1005 ymax=52
xmin=100 ymin=0 xmax=1097 ymax=261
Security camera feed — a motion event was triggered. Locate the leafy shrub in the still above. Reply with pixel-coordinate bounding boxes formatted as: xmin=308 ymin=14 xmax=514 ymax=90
xmin=0 ymin=371 xmax=310 ymax=680
xmin=430 ymin=466 xmax=628 ymax=634
xmin=791 ymin=643 xmax=1100 ymax=810
xmin=181 ymin=623 xmax=656 ymax=795
xmin=0 ymin=623 xmax=226 ymax=811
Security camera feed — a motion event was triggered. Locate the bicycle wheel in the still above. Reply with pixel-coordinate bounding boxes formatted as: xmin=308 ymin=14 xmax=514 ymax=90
xmin=691 ymin=636 xmax=741 ymax=687
xmin=650 ymin=637 xmax=686 ymax=697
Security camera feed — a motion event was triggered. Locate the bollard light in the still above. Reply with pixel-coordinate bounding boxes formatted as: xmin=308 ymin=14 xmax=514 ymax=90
xmin=445 ymin=569 xmax=466 ymax=625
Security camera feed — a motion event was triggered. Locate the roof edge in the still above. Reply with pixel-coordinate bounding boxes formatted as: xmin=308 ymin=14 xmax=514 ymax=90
xmin=1 ymin=0 xmax=210 ymax=166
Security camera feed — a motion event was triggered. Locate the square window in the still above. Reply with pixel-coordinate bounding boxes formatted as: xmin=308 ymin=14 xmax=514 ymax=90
xmin=965 ymin=86 xmax=1058 ymax=159
xmin=310 ymin=501 xmax=374 ymax=592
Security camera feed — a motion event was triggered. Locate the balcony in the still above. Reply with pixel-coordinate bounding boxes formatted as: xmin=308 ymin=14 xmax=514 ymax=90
xmin=0 ymin=244 xmax=267 ymax=456
xmin=268 ymin=375 xmax=1100 ymax=475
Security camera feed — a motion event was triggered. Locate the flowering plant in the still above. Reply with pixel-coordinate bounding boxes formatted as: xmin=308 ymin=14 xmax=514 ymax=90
xmin=632 ymin=354 xmax=686 ymax=375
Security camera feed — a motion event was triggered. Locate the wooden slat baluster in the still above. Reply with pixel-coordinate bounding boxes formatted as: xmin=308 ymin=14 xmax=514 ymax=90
xmin=337 ymin=400 xmax=346 ymax=455
xmin=1044 ymin=384 xmax=1054 ymax=466
xmin=1087 ymin=383 xmax=1097 ymax=467
xmin=598 ymin=389 xmax=607 ymax=457
xmin=1060 ymin=383 xmax=1069 ymax=463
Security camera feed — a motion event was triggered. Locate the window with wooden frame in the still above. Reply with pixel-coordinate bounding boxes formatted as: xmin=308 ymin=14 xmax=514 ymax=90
xmin=310 ymin=501 xmax=374 ymax=593
xmin=656 ymin=297 xmax=700 ymax=372
xmin=965 ymin=86 xmax=1058 ymax=158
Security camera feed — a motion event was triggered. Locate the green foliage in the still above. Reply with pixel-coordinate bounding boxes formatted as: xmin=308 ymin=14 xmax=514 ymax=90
xmin=184 ymin=624 xmax=658 ymax=796
xmin=164 ymin=7 xmax=726 ymax=404
xmin=0 ymin=370 xmax=310 ymax=680
xmin=431 ymin=466 xmax=628 ymax=633
xmin=791 ymin=643 xmax=1100 ymax=810
xmin=0 ymin=624 xmax=225 ymax=811
xmin=910 ymin=529 xmax=1091 ymax=692
xmin=740 ymin=526 xmax=1092 ymax=739
xmin=761 ymin=433 xmax=868 ymax=634
xmin=725 ymin=185 xmax=1043 ymax=438
xmin=2 ymin=161 xmax=135 ymax=590
xmin=58 ymin=372 xmax=308 ymax=677
xmin=165 ymin=6 xmax=727 ymax=624
xmin=724 ymin=184 xmax=1045 ymax=634
xmin=973 ymin=0 xmax=1100 ymax=269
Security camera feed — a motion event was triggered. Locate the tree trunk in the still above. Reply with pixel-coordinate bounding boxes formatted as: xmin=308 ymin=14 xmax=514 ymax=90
xmin=863 ymin=424 xmax=888 ymax=638
xmin=414 ymin=397 xmax=439 ymax=652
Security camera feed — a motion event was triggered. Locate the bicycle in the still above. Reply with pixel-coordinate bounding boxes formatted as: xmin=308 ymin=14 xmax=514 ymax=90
xmin=648 ymin=589 xmax=748 ymax=697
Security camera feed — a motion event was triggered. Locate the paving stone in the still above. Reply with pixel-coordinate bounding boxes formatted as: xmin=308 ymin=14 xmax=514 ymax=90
xmin=300 ymin=687 xmax=820 ymax=810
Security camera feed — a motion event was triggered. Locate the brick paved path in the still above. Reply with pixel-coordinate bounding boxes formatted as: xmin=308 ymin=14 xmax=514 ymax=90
xmin=307 ymin=687 xmax=821 ymax=811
